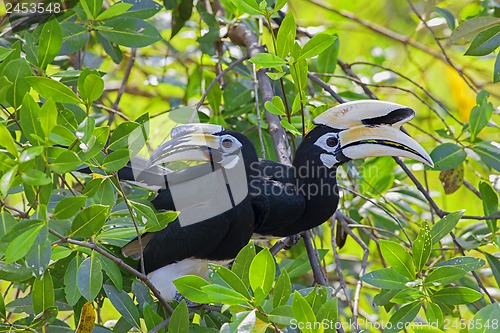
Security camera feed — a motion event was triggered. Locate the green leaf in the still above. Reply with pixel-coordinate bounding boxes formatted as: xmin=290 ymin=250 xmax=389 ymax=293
xmin=54 ymin=196 xmax=87 ymax=219
xmin=429 ymin=143 xmax=466 ymax=170
xmin=39 ymin=98 xmax=58 ymax=139
xmin=83 ymin=74 xmax=104 ymax=104
xmin=379 ymin=240 xmax=415 ymax=279
xmin=232 ymin=241 xmax=256 ymax=287
xmin=204 ymin=71 xmax=221 ymax=114
xmin=32 ymin=271 xmax=55 ymax=315
xmin=264 ymin=96 xmax=286 ymax=115
xmin=61 ymin=22 xmax=90 ymax=55
xmin=384 ymin=300 xmax=420 ymax=333
xmin=26 ymin=77 xmax=81 ymax=104
xmin=173 ymin=275 xmax=211 ymax=303
xmin=479 ymin=181 xmax=498 ymax=234
xmin=26 ymin=226 xmax=51 ymax=276
xmin=0 ymin=209 xmax=15 ymax=240
xmin=431 ymin=286 xmax=483 ymax=305
xmin=108 ymin=121 xmax=140 ymax=151
xmin=292 ymin=291 xmax=316 ymax=333
xmin=484 ymin=253 xmax=500 ymax=289
xmin=0 ymin=122 xmax=17 ymax=157
xmin=495 ymin=52 xmax=500 ymax=83
xmin=412 ymin=221 xmax=432 ymax=271
xmin=122 ymin=0 xmax=162 ymax=19
xmin=280 ymin=118 xmax=301 ymax=136
xmin=425 ymin=267 xmax=467 ymax=286
xmin=470 ymin=303 xmax=500 ymax=333
xmin=249 ymin=248 xmax=275 ymax=303
xmin=362 ymin=268 xmax=410 ymax=290
xmin=143 ymin=303 xmax=164 ymax=333
xmin=2 ymin=58 xmax=33 ymax=109
xmin=465 ymin=25 xmax=500 ymax=56
xmin=51 ymin=150 xmax=82 ymax=174
xmin=317 ymin=36 xmax=339 ymax=77
xmin=299 ymin=33 xmax=336 ymax=60
xmin=5 ymin=221 xmax=44 ymax=263
xmin=435 ymin=256 xmax=485 ymax=271
xmin=425 ymin=301 xmax=443 ymax=328
xmin=80 ymin=0 xmax=103 ymax=19
xmin=373 ymin=289 xmax=399 ymax=306
xmin=0 ymin=166 xmax=18 ymax=197
xmin=472 ymin=141 xmax=500 ymax=172
xmin=102 ymin=149 xmax=130 ymax=172
xmin=19 ymin=94 xmax=43 ymax=144
xmin=430 ymin=210 xmax=464 ymax=244
xmin=100 ymin=17 xmax=162 ymax=48
xmin=98 ymin=255 xmax=123 ymax=292
xmin=130 ymin=200 xmax=157 ymax=228
xmin=38 ymin=17 xmax=62 ymax=69
xmin=273 ymin=269 xmax=291 ymax=308
xmin=268 ymin=306 xmax=294 ymax=326
xmin=209 ymin=264 xmax=251 ymax=299
xmin=22 ymin=169 xmax=51 ymax=186
xmin=448 ymin=16 xmax=500 ymax=46
xmin=96 ymin=2 xmax=133 ymax=20
xmin=230 ymin=0 xmax=261 ymax=15
xmin=77 ymin=253 xmax=103 ymax=301
xmin=168 ymin=301 xmax=189 ymax=333
xmin=469 ymin=95 xmax=494 ymax=142
xmin=71 ymin=204 xmax=109 ymax=238
xmin=146 ymin=211 xmax=177 ymax=232
xmin=290 ymin=58 xmax=308 ymax=91
xmin=64 ymin=254 xmax=83 ymax=306
xmin=171 ymin=0 xmax=194 ymax=38
xmin=316 ymin=298 xmax=338 ymax=333
xmin=276 ymin=12 xmax=295 ymax=59
xmin=249 ymin=53 xmax=286 ymax=68
xmin=220 ymin=310 xmax=260 ymax=333
xmin=274 ymin=0 xmax=287 ymax=11
xmin=435 ymin=7 xmax=455 ymax=30
xmin=201 ymin=284 xmax=249 ymax=305
xmin=104 ymin=284 xmax=140 ymax=328
xmin=0 ymin=291 xmax=5 ymax=318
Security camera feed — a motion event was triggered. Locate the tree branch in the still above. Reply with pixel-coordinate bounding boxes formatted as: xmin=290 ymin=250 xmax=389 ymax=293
xmin=228 ymin=24 xmax=291 ymax=165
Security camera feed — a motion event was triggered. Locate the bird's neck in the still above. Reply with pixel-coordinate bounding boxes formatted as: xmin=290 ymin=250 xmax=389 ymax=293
xmin=293 ymin=159 xmax=339 ymax=231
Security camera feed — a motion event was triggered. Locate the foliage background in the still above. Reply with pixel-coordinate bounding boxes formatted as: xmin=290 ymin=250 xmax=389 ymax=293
xmin=0 ymin=0 xmax=499 ymax=332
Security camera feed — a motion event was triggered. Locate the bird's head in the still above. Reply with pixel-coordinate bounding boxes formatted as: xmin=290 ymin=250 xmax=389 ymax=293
xmin=295 ymin=100 xmax=434 ymax=169
xmin=148 ymin=124 xmax=257 ymax=170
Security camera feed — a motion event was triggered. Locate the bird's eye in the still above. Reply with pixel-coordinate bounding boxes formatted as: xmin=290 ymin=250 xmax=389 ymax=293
xmin=221 ymin=137 xmax=234 ymax=149
xmin=326 ymin=137 xmax=338 ymax=147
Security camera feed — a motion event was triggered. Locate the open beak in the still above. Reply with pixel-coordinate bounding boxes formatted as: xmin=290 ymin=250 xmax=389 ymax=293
xmin=314 ymin=100 xmax=434 ymax=167
xmin=149 ymin=132 xmax=222 ymax=167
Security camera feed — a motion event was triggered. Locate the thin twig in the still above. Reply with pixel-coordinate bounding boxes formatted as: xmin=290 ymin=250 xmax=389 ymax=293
xmin=303 ymin=230 xmax=329 ymax=285
xmin=48 ymin=228 xmax=174 ymax=314
xmin=337 ymin=212 xmax=369 ymax=333
xmin=195 ymin=55 xmax=250 ymax=111
xmin=308 ymin=73 xmax=345 ymax=103
xmin=109 ymin=48 xmax=136 ymax=125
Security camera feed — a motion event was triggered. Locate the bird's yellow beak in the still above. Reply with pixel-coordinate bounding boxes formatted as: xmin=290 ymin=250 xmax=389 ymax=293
xmin=313 ymin=100 xmax=434 ymax=167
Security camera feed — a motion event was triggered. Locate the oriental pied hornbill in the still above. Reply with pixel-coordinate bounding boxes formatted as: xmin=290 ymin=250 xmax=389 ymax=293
xmin=116 ymin=124 xmax=264 ymax=301
xmin=249 ymin=100 xmax=434 ymax=237
xmin=111 ymin=100 xmax=432 ymax=301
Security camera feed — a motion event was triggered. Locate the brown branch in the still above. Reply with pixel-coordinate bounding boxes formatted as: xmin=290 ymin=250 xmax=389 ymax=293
xmin=228 ymin=24 xmax=291 ymax=164
xmin=308 ymin=73 xmax=345 ymax=103
xmin=195 ymin=55 xmax=250 ymax=111
xmin=48 ymin=228 xmax=174 ymax=314
xmin=302 ymin=230 xmax=329 ymax=285
xmin=108 ymin=48 xmax=137 ymax=125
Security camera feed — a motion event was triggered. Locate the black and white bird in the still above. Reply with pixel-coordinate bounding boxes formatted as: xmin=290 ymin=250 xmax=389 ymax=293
xmin=111 ymin=100 xmax=433 ymax=301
